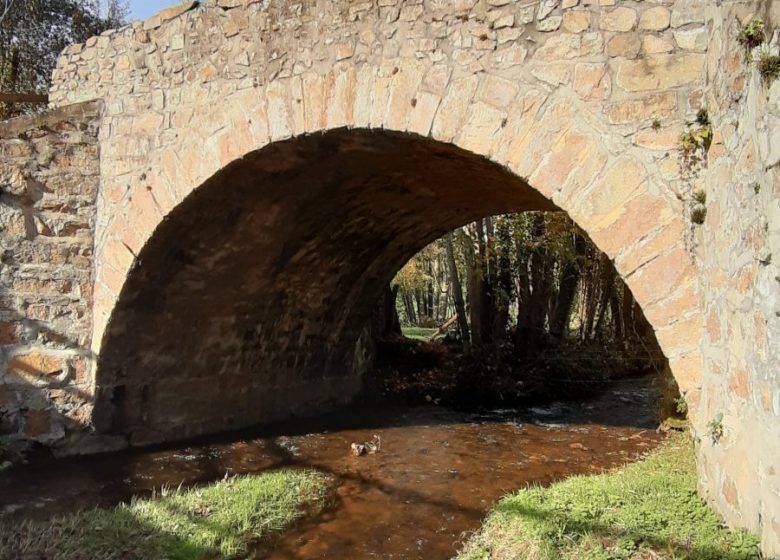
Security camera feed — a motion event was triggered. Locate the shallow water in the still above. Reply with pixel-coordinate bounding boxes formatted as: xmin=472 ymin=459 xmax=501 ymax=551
xmin=0 ymin=375 xmax=664 ymax=559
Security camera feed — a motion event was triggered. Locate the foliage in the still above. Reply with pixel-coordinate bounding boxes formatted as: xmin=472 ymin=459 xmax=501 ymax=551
xmin=456 ymin=432 xmax=761 ymax=560
xmin=737 ymin=18 xmax=765 ymax=51
xmin=757 ymin=49 xmax=780 ymax=83
xmin=675 ymin=396 xmax=688 ymax=416
xmin=679 ymin=128 xmax=712 ymax=153
xmin=678 ymin=109 xmax=713 ymax=187
xmin=691 ymin=207 xmax=707 ymax=225
xmin=394 ymin=259 xmax=430 ymax=292
xmin=706 ymin=413 xmax=724 ymax=444
xmin=393 ymin=212 xmax=654 ymax=363
xmin=0 ymin=0 xmax=128 ymax=118
xmin=0 ymin=469 xmax=328 ymax=560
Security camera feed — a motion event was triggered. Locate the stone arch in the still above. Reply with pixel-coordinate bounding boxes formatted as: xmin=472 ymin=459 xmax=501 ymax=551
xmin=91 ymin=67 xmax=701 ymax=444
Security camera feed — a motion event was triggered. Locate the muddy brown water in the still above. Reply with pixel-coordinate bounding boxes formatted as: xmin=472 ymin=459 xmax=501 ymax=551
xmin=0 ymin=375 xmax=665 ymax=559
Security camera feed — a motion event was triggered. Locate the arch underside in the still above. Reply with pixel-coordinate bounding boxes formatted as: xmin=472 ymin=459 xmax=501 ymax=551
xmin=95 ymin=129 xmax=558 ymax=444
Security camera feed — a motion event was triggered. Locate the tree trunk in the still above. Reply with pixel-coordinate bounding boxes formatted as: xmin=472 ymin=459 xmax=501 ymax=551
xmin=445 ymin=232 xmax=471 ymax=350
xmin=549 ymin=259 xmax=579 ymax=340
xmin=383 ymin=284 xmax=402 ymax=336
xmin=462 ymin=229 xmax=483 ymax=347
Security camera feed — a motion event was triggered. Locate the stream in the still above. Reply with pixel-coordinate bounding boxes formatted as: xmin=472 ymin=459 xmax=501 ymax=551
xmin=0 ymin=375 xmax=665 ymax=559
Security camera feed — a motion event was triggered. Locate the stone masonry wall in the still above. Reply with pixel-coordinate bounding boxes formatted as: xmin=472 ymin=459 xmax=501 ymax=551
xmin=0 ymin=102 xmax=101 ymax=455
xmin=696 ymin=1 xmax=780 ymax=554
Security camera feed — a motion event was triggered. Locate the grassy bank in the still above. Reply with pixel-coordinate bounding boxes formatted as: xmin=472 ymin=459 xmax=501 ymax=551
xmin=457 ymin=433 xmax=761 ymax=560
xmin=1 ymin=468 xmax=328 ymax=560
xmin=401 ymin=326 xmax=438 ymax=341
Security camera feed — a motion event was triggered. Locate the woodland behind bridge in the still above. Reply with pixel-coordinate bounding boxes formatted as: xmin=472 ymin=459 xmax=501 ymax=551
xmin=376 ymin=211 xmax=668 ymax=408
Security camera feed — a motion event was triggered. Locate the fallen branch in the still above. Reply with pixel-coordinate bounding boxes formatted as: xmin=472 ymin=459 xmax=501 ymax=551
xmin=428 ymin=314 xmax=458 ymax=341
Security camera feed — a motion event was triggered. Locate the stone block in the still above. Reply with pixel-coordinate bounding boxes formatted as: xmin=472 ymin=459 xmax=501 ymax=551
xmin=562 ymin=11 xmax=591 ymax=33
xmin=615 ymin=54 xmax=705 ymax=91
xmin=600 ymin=7 xmax=637 ymax=32
xmin=7 ymin=352 xmax=67 ymax=381
xmin=605 ymin=92 xmax=677 ymax=124
xmin=639 ymin=7 xmax=671 ymax=31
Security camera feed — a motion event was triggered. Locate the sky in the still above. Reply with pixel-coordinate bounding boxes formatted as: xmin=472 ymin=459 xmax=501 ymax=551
xmin=128 ymin=0 xmax=182 ymax=21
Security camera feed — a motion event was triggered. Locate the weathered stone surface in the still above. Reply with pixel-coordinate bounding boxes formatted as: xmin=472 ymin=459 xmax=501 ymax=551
xmin=599 ymin=7 xmax=637 ymax=32
xmin=614 ymin=54 xmax=705 ymax=91
xmin=607 ymin=33 xmax=641 ymax=59
xmin=641 ymin=34 xmax=675 ymax=55
xmin=561 ymin=10 xmax=590 ymax=33
xmin=0 ymin=101 xmax=99 ymax=451
xmin=7 ymin=353 xmax=67 ymax=380
xmin=639 ymin=6 xmax=671 ymax=31
xmin=674 ymin=28 xmax=708 ymax=52
xmin=605 ymin=92 xmax=677 ymax=123
xmin=573 ymin=62 xmax=610 ymax=99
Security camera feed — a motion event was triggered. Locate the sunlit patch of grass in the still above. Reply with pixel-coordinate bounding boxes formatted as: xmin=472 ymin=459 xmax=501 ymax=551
xmin=402 ymin=326 xmax=438 ymax=341
xmin=1 ymin=469 xmax=328 ymax=560
xmin=457 ymin=432 xmax=761 ymax=560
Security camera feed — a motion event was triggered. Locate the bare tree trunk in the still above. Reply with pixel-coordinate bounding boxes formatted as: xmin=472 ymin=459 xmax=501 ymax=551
xmin=382 ymin=284 xmax=402 ymax=336
xmin=549 ymin=259 xmax=579 ymax=340
xmin=462 ymin=228 xmax=483 ymax=347
xmin=404 ymin=293 xmax=417 ymax=325
xmin=445 ymin=232 xmax=471 ymax=351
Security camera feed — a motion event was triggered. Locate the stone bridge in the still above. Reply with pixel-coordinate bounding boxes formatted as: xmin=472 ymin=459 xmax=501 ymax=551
xmin=1 ymin=0 xmax=779 ymax=553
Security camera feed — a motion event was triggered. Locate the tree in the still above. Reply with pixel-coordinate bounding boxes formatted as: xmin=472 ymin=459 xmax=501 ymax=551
xmin=0 ymin=0 xmax=128 ymax=118
xmin=0 ymin=1 xmax=14 ymax=25
xmin=445 ymin=232 xmax=470 ymax=350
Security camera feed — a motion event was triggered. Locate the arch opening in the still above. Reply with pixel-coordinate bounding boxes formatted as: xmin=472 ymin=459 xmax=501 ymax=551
xmin=374 ymin=209 xmax=669 ymax=413
xmin=94 ymin=129 xmax=668 ymax=446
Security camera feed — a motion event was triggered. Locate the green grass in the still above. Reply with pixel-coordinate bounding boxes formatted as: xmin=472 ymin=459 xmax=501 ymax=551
xmin=457 ymin=433 xmax=761 ymax=560
xmin=402 ymin=326 xmax=438 ymax=341
xmin=1 ymin=469 xmax=328 ymax=560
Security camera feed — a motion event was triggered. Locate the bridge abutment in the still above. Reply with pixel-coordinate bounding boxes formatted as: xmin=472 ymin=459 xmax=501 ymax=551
xmin=0 ymin=102 xmax=101 ymax=452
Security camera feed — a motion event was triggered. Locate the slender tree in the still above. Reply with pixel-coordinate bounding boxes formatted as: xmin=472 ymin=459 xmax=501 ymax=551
xmin=445 ymin=232 xmax=470 ymax=350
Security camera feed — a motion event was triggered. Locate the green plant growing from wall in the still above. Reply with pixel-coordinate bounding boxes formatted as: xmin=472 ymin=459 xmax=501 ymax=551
xmin=757 ymin=48 xmax=780 ymax=83
xmin=678 ymin=110 xmax=712 ymax=227
xmin=737 ymin=18 xmax=765 ymax=53
xmin=706 ymin=412 xmax=724 ymax=444
xmin=690 ymin=189 xmax=707 ymax=225
xmin=675 ymin=396 xmax=688 ymax=416
xmin=691 ymin=206 xmax=707 ymax=224
xmin=679 ymin=109 xmax=713 ymax=159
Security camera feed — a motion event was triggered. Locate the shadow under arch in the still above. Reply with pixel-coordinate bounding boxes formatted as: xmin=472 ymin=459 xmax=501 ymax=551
xmin=93 ymin=128 xmax=663 ymax=446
